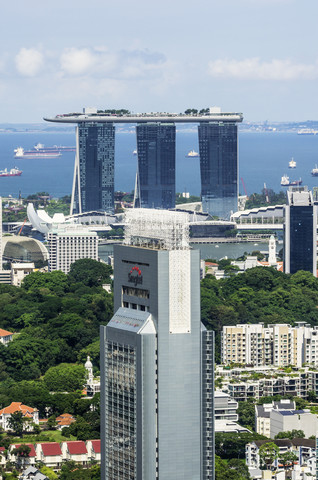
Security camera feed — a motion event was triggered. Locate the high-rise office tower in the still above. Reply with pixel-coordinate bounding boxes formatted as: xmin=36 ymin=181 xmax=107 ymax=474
xmin=284 ymin=188 xmax=317 ymax=276
xmin=100 ymin=209 xmax=214 ymax=480
xmin=71 ymin=123 xmax=115 ymax=214
xmin=198 ymin=120 xmax=238 ymax=219
xmin=136 ymin=122 xmax=176 ymax=209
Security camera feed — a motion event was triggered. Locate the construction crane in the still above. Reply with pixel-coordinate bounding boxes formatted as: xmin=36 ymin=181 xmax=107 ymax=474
xmin=240 ymin=177 xmax=248 ymax=198
xmin=18 ymin=218 xmax=27 ymax=235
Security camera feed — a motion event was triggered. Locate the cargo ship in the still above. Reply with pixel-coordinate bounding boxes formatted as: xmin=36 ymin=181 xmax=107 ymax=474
xmin=0 ymin=167 xmax=22 ymax=177
xmin=33 ymin=143 xmax=76 ymax=152
xmin=311 ymin=165 xmax=318 ymax=176
xmin=14 ymin=147 xmax=62 ymax=159
xmin=281 ymin=174 xmax=302 ymax=186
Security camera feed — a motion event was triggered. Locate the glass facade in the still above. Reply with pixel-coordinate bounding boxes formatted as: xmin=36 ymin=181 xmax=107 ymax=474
xmin=104 ymin=341 xmax=136 ymax=480
xmin=136 ymin=122 xmax=176 ymax=209
xmin=75 ymin=122 xmax=115 ymax=213
xmin=198 ymin=122 xmax=238 ymax=219
xmin=288 ymin=205 xmax=314 ymax=274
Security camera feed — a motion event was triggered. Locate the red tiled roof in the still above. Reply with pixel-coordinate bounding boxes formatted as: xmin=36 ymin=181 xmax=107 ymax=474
xmin=0 ymin=402 xmax=36 ymax=416
xmin=58 ymin=418 xmax=75 ymax=426
xmin=40 ymin=443 xmax=62 ymax=456
xmin=91 ymin=440 xmax=101 ymax=453
xmin=66 ymin=441 xmax=87 ymax=455
xmin=12 ymin=444 xmax=36 ymax=457
xmin=0 ymin=329 xmax=13 ymax=337
xmin=56 ymin=413 xmax=73 ymax=420
xmin=0 ymin=447 xmax=4 ymax=452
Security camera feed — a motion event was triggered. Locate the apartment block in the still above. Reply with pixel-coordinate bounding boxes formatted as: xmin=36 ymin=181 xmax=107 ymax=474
xmin=222 ymin=322 xmax=318 ymax=368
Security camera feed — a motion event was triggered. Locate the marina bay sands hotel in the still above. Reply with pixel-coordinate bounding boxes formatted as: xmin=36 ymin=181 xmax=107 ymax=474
xmin=44 ymin=108 xmax=243 ymax=219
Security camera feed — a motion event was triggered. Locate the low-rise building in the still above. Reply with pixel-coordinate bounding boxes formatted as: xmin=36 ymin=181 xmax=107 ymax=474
xmin=0 ymin=328 xmax=13 ymax=346
xmin=270 ymin=409 xmax=318 ymax=440
xmin=10 ymin=443 xmax=37 ymax=467
xmin=86 ymin=440 xmax=101 ymax=463
xmin=255 ymin=400 xmax=296 ymax=437
xmin=0 ymin=402 xmax=39 ymax=431
xmin=60 ymin=441 xmax=88 ymax=465
xmin=11 ymin=262 xmax=35 ymax=287
xmin=35 ymin=443 xmax=63 ymax=468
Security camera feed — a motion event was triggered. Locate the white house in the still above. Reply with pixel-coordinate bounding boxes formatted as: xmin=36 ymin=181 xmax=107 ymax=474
xmin=0 ymin=402 xmax=39 ymax=431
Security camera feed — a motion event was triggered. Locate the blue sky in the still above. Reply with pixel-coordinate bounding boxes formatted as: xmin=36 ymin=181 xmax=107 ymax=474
xmin=1 ymin=0 xmax=318 ymax=122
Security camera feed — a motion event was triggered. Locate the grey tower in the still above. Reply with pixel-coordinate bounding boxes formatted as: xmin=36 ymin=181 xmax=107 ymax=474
xmin=284 ymin=188 xmax=317 ymax=276
xmin=71 ymin=122 xmax=115 ymax=214
xmin=136 ymin=122 xmax=176 ymax=209
xmin=100 ymin=209 xmax=214 ymax=480
xmin=198 ymin=121 xmax=238 ymax=219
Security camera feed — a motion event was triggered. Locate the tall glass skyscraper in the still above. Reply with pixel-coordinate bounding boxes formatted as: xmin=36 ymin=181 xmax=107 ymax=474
xmin=71 ymin=123 xmax=115 ymax=214
xmin=284 ymin=188 xmax=317 ymax=276
xmin=198 ymin=121 xmax=238 ymax=219
xmin=100 ymin=209 xmax=214 ymax=480
xmin=136 ymin=122 xmax=176 ymax=209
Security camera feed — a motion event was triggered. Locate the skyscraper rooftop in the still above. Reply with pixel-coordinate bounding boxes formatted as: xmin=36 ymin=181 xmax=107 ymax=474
xmin=124 ymin=208 xmax=190 ymax=250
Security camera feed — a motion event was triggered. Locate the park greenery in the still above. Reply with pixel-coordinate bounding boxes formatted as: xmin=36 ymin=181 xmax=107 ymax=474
xmin=201 ymin=267 xmax=318 ymax=361
xmin=245 ymin=188 xmax=286 ymax=209
xmin=0 ymin=259 xmax=112 ymax=446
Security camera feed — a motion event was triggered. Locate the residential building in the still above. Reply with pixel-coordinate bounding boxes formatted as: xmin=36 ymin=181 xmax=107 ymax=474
xmin=0 ymin=328 xmax=13 ymax=345
xmin=284 ymin=188 xmax=317 ymax=276
xmin=47 ymin=224 xmax=98 ymax=273
xmin=215 ymin=391 xmax=238 ymax=422
xmin=135 ymin=122 xmax=176 ymax=209
xmin=270 ymin=409 xmax=318 ymax=439
xmin=87 ymin=439 xmax=101 ymax=463
xmin=11 ymin=262 xmax=35 ymax=287
xmin=221 ymin=322 xmax=318 ymax=368
xmin=71 ymin=122 xmax=115 ymax=214
xmin=100 ymin=209 xmax=215 ymax=480
xmin=246 ymin=438 xmax=316 ymax=476
xmin=198 ymin=116 xmax=239 ymax=219
xmin=0 ymin=402 xmax=39 ymax=431
xmin=255 ymin=400 xmax=296 ymax=437
xmin=10 ymin=443 xmax=37 ymax=467
xmin=19 ymin=466 xmax=48 ymax=480
xmin=35 ymin=443 xmax=63 ymax=468
xmin=55 ymin=413 xmax=75 ymax=430
xmin=60 ymin=441 xmax=88 ymax=465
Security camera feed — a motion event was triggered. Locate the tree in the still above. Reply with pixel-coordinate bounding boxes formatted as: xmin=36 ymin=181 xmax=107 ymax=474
xmin=279 ymin=451 xmax=297 ymax=470
xmin=308 ymin=390 xmax=317 ymax=402
xmin=68 ymin=259 xmax=112 ymax=287
xmin=39 ymin=466 xmax=58 ymax=480
xmin=44 ymin=363 xmax=86 ymax=392
xmin=259 ymin=442 xmax=279 ymax=469
xmin=22 ymin=271 xmax=69 ymax=295
xmin=8 ymin=412 xmax=25 ymax=436
xmin=237 ymin=401 xmax=255 ymax=429
xmin=12 ymin=444 xmax=31 ymax=467
xmin=275 ymin=429 xmax=305 ymax=440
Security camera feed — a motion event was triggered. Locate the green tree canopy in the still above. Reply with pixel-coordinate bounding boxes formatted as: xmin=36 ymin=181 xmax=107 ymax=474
xmin=68 ymin=259 xmax=112 ymax=287
xmin=44 ymin=363 xmax=86 ymax=392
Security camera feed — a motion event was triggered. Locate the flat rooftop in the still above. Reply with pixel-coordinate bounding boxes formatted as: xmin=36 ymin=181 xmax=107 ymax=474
xmin=44 ymin=112 xmax=243 ymax=124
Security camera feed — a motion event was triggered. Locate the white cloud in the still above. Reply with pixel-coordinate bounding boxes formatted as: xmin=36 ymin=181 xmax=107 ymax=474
xmin=208 ymin=58 xmax=318 ymax=81
xmin=15 ymin=48 xmax=43 ymax=77
xmin=60 ymin=48 xmax=98 ymax=75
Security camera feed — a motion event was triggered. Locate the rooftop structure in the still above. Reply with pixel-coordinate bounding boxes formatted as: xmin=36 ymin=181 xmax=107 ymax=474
xmin=124 ymin=208 xmax=190 ymax=250
xmin=44 ymin=110 xmax=243 ymax=124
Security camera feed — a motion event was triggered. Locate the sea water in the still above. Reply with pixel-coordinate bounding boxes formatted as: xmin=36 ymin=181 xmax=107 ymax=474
xmin=1 ymin=129 xmax=318 ymax=198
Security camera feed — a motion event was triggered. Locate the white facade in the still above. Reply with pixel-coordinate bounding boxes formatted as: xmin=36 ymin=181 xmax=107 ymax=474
xmin=11 ymin=262 xmax=35 ymax=287
xmin=255 ymin=400 xmax=296 ymax=437
xmin=222 ymin=323 xmax=318 ymax=367
xmin=47 ymin=225 xmax=98 ymax=274
xmin=270 ymin=409 xmax=318 ymax=439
